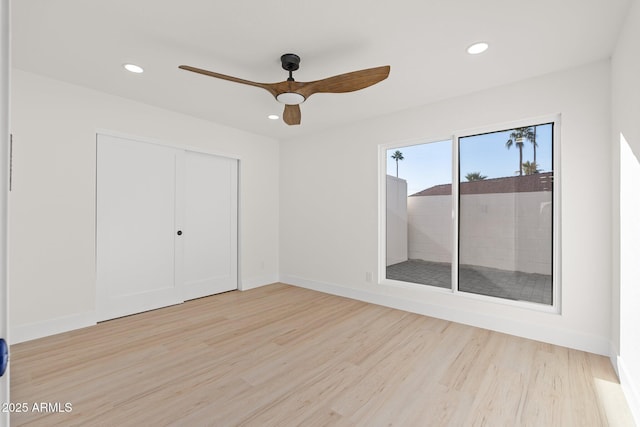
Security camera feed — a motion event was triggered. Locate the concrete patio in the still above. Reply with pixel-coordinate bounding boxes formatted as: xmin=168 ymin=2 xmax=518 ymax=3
xmin=386 ymin=259 xmax=552 ymax=305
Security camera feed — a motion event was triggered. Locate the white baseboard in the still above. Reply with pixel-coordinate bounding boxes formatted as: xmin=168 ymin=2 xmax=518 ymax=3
xmin=9 ymin=278 xmax=278 ymax=344
xmin=618 ymin=356 xmax=640 ymax=425
xmin=610 ymin=343 xmax=621 ymax=378
xmin=239 ymin=274 xmax=279 ymax=291
xmin=11 ymin=311 xmax=97 ymax=344
xmin=281 ymin=274 xmax=610 ymax=356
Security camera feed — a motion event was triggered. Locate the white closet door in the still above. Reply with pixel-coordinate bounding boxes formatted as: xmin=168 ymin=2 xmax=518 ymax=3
xmin=96 ymin=135 xmax=182 ymax=321
xmin=181 ymin=151 xmax=238 ymax=300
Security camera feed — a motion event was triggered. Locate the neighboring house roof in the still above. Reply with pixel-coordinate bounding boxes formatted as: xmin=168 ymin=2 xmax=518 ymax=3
xmin=409 ymin=172 xmax=553 ymax=197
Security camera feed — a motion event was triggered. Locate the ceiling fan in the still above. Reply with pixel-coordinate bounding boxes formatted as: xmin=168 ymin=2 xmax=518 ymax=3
xmin=179 ymin=54 xmax=390 ymax=126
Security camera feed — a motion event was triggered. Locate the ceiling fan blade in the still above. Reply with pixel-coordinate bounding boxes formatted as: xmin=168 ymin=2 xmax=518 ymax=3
xmin=179 ymin=65 xmax=280 ymax=97
xmin=297 ymin=65 xmax=390 ymax=98
xmin=283 ymin=104 xmax=301 ymax=126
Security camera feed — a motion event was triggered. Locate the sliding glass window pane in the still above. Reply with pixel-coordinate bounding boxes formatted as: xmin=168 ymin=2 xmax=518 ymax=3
xmin=386 ymin=140 xmax=452 ymax=288
xmin=458 ymin=124 xmax=553 ymax=304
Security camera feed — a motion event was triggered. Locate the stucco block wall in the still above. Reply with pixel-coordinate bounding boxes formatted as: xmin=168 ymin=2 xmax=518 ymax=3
xmin=407 ymin=195 xmax=452 ymax=264
xmin=386 ymin=175 xmax=408 ymax=265
xmin=460 ymin=192 xmax=551 ymax=274
xmin=407 ymin=192 xmax=551 ymax=274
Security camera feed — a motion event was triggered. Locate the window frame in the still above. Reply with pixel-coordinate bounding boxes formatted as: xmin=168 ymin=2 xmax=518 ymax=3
xmin=379 ymin=115 xmax=561 ymax=313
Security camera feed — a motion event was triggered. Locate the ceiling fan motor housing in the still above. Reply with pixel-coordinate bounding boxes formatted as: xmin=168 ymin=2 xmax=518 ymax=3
xmin=280 ymin=53 xmax=300 ymax=72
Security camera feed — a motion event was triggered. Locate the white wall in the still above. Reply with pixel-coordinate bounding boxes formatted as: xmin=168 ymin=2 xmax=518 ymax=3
xmin=9 ymin=70 xmax=280 ymax=343
xmin=280 ymin=60 xmax=612 ymax=355
xmin=611 ymin=0 xmax=640 ymax=422
xmin=385 ymin=175 xmax=407 ymax=266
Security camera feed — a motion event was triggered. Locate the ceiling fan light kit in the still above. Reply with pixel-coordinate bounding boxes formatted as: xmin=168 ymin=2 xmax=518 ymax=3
xmin=179 ymin=53 xmax=390 ymax=126
xmin=276 ymin=92 xmax=305 ymax=105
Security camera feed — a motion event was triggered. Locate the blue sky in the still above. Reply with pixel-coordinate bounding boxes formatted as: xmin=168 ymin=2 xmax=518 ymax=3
xmin=387 ymin=123 xmax=553 ymax=195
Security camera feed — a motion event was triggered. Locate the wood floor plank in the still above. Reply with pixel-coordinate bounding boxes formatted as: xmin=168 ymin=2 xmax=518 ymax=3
xmin=9 ymin=283 xmax=634 ymax=426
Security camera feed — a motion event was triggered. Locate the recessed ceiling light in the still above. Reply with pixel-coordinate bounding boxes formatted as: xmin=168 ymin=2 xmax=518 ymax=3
xmin=123 ymin=63 xmax=144 ymax=73
xmin=268 ymin=114 xmax=279 ymax=120
xmin=467 ymin=42 xmax=489 ymax=55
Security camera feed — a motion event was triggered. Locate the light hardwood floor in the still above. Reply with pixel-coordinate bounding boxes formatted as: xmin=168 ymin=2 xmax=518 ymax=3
xmin=10 ymin=284 xmax=635 ymax=426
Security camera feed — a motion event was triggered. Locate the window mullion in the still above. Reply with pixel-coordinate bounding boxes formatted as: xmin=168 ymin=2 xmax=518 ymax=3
xmin=452 ymin=135 xmax=460 ymax=294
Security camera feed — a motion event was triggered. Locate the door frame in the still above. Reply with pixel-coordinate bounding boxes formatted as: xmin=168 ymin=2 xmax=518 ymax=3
xmin=1 ymin=0 xmax=10 ymax=421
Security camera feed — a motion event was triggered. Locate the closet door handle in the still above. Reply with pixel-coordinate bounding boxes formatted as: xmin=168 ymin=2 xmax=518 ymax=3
xmin=177 ymin=230 xmax=183 ymax=236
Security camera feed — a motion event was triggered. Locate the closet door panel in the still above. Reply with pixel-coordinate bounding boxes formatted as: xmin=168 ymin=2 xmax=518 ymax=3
xmin=96 ymin=135 xmax=182 ymax=321
xmin=182 ymin=151 xmax=238 ymax=300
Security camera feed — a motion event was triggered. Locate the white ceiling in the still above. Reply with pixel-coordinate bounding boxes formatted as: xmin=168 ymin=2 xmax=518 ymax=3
xmin=12 ymin=0 xmax=631 ymax=140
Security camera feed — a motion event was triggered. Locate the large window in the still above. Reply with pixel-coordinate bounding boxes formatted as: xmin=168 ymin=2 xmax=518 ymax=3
xmin=385 ymin=140 xmax=452 ymax=289
xmin=383 ymin=120 xmax=557 ymax=308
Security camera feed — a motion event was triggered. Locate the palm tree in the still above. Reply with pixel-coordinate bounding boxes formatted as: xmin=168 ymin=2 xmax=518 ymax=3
xmin=465 ymin=171 xmax=487 ymax=181
xmin=522 ymin=161 xmax=539 ymax=175
xmin=390 ymin=150 xmax=404 ymax=177
xmin=505 ymin=127 xmax=536 ymax=176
